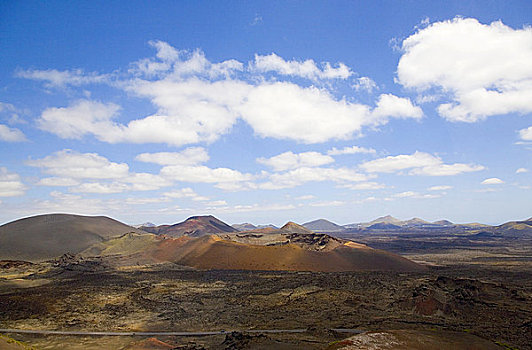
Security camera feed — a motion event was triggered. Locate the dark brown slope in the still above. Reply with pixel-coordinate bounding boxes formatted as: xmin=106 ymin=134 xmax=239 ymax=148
xmin=0 ymin=213 xmax=144 ymax=262
xmin=149 ymin=215 xmax=237 ymax=237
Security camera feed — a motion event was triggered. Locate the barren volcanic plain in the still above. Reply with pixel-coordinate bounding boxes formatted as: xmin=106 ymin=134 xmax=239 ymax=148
xmin=0 ymin=214 xmax=531 ymax=349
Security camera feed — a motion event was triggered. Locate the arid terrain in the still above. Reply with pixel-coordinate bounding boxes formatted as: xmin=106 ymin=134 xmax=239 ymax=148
xmin=0 ymin=214 xmax=531 ymax=349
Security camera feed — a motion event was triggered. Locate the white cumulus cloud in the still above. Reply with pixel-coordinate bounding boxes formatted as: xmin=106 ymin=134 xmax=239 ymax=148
xmin=398 ymin=17 xmax=532 ymax=122
xmin=37 ymin=177 xmax=80 ymax=187
xmin=294 ymin=195 xmax=315 ymax=200
xmin=27 ymin=149 xmax=129 ymax=179
xmin=17 ymin=69 xmax=109 ymax=88
xmin=257 ymin=151 xmax=334 ymax=171
xmin=341 ymin=182 xmax=385 ymax=190
xmin=160 ymin=164 xmax=254 ymax=184
xmin=428 ymin=185 xmax=453 ymax=191
xmin=353 ymin=77 xmax=377 ymax=93
xmin=371 ymin=93 xmax=423 ymax=122
xmin=0 ymin=168 xmax=26 ymax=197
xmin=239 ymin=83 xmax=421 ymax=143
xmin=71 ymin=182 xmax=130 ymax=194
xmin=38 ymin=100 xmax=121 ymax=140
xmin=251 ymin=53 xmax=352 ymax=81
xmin=360 ymin=151 xmax=484 ymax=176
xmin=132 ymin=43 xmax=244 ymax=79
xmin=327 ymin=146 xmax=376 ymax=155
xmin=410 ymin=163 xmax=484 ymax=176
xmin=261 ymin=167 xmax=368 ymax=190
xmin=31 ymin=43 xmax=422 ymax=146
xmin=519 ymin=126 xmax=532 ymax=141
xmin=392 ymin=191 xmax=440 ymax=199
xmin=0 ymin=124 xmax=26 ymax=142
xmin=136 ymin=147 xmax=209 ymax=165
xmin=123 ymin=173 xmax=172 ymax=191
xmin=481 ymin=177 xmax=504 ymax=185
xmin=309 ymin=200 xmax=345 ymax=207
xmin=163 ymin=187 xmax=209 ymax=201
xmin=32 ymin=152 xmax=172 ymax=192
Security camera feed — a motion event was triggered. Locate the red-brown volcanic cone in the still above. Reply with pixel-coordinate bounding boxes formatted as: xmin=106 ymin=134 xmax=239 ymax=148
xmin=160 ymin=235 xmax=425 ymax=272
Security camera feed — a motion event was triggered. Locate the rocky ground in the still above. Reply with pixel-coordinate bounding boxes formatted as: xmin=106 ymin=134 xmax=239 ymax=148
xmin=0 ymin=259 xmax=531 ymax=349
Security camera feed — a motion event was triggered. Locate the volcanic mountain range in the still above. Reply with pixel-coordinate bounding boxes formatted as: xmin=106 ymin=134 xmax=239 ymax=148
xmin=305 ymin=215 xmax=490 ymax=231
xmin=0 ymin=214 xmax=426 ymax=272
xmin=229 ymin=215 xmax=494 ymax=233
xmin=302 ymin=215 xmax=532 ymax=237
xmin=1 ymin=213 xmax=530 ymax=272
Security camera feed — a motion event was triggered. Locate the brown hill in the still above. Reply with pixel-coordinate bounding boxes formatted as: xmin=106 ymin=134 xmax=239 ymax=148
xmin=0 ymin=213 xmax=144 ymax=262
xmin=146 ymin=215 xmax=237 ymax=237
xmin=155 ymin=234 xmax=424 ymax=272
xmin=85 ymin=228 xmax=424 ymax=272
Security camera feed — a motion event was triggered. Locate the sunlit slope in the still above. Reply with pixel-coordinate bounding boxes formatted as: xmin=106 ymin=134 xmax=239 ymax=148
xmin=78 ymin=229 xmax=425 ymax=272
xmin=493 ymin=217 xmax=532 ymax=237
xmin=152 ymin=234 xmax=425 ymax=272
xmin=0 ymin=213 xmax=144 ymax=262
xmin=81 ymin=232 xmax=159 ymax=257
xmin=144 ymin=221 xmax=425 ymax=272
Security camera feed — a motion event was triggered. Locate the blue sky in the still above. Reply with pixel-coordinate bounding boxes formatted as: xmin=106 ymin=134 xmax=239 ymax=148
xmin=1 ymin=1 xmax=531 ymax=226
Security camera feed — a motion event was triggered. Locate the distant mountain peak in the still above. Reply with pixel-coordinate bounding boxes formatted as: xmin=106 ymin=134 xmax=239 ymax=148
xmin=433 ymin=219 xmax=454 ymax=226
xmin=232 ymin=223 xmax=257 ymax=231
xmin=257 ymin=224 xmax=279 ymax=229
xmin=370 ymin=215 xmax=402 ymax=224
xmin=133 ymin=222 xmax=155 ymax=228
xmin=187 ymin=215 xmax=216 ymax=221
xmin=303 ymin=218 xmax=344 ymax=232
xmin=404 ymin=218 xmax=430 ymax=225
xmin=281 ymin=221 xmax=299 ymax=228
xmin=150 ymin=215 xmax=237 ymax=237
xmin=280 ymin=221 xmax=314 ymax=234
